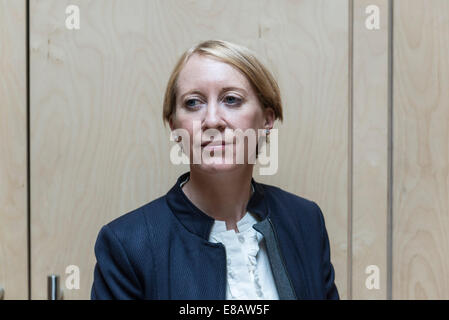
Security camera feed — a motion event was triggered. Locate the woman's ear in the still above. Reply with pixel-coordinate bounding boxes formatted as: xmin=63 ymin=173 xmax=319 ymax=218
xmin=169 ymin=116 xmax=175 ymax=131
xmin=264 ymin=107 xmax=275 ymax=129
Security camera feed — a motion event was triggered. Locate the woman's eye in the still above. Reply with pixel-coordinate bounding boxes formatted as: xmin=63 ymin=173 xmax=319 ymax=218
xmin=185 ymin=99 xmax=200 ymax=108
xmin=224 ymin=96 xmax=241 ymax=105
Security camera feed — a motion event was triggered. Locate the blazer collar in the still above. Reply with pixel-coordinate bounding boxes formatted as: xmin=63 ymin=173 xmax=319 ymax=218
xmin=165 ymin=171 xmax=269 ymax=240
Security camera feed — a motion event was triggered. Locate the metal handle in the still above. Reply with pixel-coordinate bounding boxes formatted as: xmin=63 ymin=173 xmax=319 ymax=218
xmin=0 ymin=287 xmax=4 ymax=300
xmin=47 ymin=275 xmax=63 ymax=300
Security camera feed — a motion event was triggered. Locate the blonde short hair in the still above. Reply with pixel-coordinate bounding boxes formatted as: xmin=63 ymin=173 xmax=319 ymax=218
xmin=162 ymin=39 xmax=283 ymax=126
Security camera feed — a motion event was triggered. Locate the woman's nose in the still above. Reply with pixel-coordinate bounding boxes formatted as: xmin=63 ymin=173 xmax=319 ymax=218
xmin=202 ymin=100 xmax=225 ymax=130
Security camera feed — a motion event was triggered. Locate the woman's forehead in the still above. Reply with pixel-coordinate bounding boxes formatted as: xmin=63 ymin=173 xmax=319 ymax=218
xmin=177 ymin=54 xmax=251 ymax=93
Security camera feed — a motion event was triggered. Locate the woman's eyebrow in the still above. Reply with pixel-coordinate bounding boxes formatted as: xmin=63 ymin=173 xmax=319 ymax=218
xmin=180 ymin=87 xmax=248 ymax=100
xmin=180 ymin=90 xmax=203 ymax=100
xmin=220 ymin=87 xmax=248 ymax=95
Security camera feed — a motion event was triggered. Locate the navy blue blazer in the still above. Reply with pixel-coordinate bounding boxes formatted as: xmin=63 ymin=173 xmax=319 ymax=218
xmin=91 ymin=171 xmax=339 ymax=300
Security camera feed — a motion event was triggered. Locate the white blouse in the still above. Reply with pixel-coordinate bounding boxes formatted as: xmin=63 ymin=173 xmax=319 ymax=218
xmin=180 ymin=177 xmax=279 ymax=300
xmin=208 ymin=210 xmax=280 ymax=300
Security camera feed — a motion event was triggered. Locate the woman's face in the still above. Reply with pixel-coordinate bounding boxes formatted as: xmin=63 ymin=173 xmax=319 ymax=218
xmin=169 ymin=53 xmax=274 ymax=174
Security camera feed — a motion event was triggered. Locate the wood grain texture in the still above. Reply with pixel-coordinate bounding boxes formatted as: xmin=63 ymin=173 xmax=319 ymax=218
xmin=0 ymin=0 xmax=28 ymax=300
xmin=253 ymin=0 xmax=349 ymax=299
xmin=30 ymin=0 xmax=348 ymax=299
xmin=30 ymin=0 xmax=180 ymax=299
xmin=352 ymin=0 xmax=389 ymax=299
xmin=393 ymin=0 xmax=449 ymax=299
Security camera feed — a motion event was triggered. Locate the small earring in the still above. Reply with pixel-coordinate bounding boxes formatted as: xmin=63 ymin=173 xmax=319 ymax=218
xmin=173 ymin=135 xmax=183 ymax=152
xmin=265 ymin=129 xmax=270 ymax=144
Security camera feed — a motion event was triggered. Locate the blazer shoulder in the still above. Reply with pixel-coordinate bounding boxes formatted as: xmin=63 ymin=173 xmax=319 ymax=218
xmin=92 ymin=197 xmax=169 ymax=300
xmin=102 ymin=195 xmax=168 ymax=244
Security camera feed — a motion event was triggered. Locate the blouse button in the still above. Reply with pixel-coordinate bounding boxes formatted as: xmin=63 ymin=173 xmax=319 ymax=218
xmin=238 ymin=235 xmax=245 ymax=243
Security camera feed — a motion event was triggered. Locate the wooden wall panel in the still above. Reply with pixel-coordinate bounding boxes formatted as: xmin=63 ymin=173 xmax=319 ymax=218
xmin=253 ymin=0 xmax=349 ymax=299
xmin=30 ymin=0 xmax=349 ymax=299
xmin=352 ymin=0 xmax=389 ymax=299
xmin=29 ymin=0 xmax=180 ymax=299
xmin=0 ymin=0 xmax=28 ymax=300
xmin=393 ymin=0 xmax=449 ymax=299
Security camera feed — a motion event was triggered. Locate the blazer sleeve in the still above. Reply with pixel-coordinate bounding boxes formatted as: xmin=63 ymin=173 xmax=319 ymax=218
xmin=91 ymin=224 xmax=143 ymax=300
xmin=315 ymin=202 xmax=340 ymax=300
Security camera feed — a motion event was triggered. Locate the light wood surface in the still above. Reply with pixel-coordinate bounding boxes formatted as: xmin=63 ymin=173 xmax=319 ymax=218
xmin=0 ymin=0 xmax=28 ymax=300
xmin=29 ymin=0 xmax=184 ymax=299
xmin=1 ymin=0 xmax=445 ymax=300
xmin=393 ymin=0 xmax=449 ymax=299
xmin=252 ymin=0 xmax=350 ymax=300
xmin=352 ymin=0 xmax=389 ymax=299
xmin=29 ymin=0 xmax=349 ymax=299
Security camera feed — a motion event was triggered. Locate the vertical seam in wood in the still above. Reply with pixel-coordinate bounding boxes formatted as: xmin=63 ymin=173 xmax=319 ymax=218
xmin=387 ymin=0 xmax=394 ymax=301
xmin=26 ymin=0 xmax=31 ymax=300
xmin=348 ymin=0 xmax=354 ymax=301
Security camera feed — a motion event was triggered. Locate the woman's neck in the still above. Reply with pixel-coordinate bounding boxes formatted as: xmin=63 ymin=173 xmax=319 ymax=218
xmin=181 ymin=166 xmax=254 ymax=232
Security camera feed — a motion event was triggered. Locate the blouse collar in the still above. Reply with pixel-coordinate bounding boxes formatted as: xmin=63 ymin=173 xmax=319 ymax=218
xmin=210 ymin=210 xmax=259 ymax=235
xmin=165 ymin=171 xmax=269 ymax=241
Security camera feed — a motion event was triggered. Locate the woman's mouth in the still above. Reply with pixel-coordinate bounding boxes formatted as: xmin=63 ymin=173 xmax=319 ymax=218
xmin=201 ymin=141 xmax=225 ymax=149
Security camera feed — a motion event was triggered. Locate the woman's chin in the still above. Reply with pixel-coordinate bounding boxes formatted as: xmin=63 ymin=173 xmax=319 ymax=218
xmin=188 ymin=148 xmax=256 ymax=172
xmin=193 ymin=159 xmax=246 ymax=173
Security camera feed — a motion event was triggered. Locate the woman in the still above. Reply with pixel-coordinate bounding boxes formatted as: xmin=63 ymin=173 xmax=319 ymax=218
xmin=91 ymin=39 xmax=339 ymax=300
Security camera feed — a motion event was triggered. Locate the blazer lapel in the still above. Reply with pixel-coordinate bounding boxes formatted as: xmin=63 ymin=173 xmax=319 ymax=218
xmin=253 ymin=218 xmax=297 ymax=300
